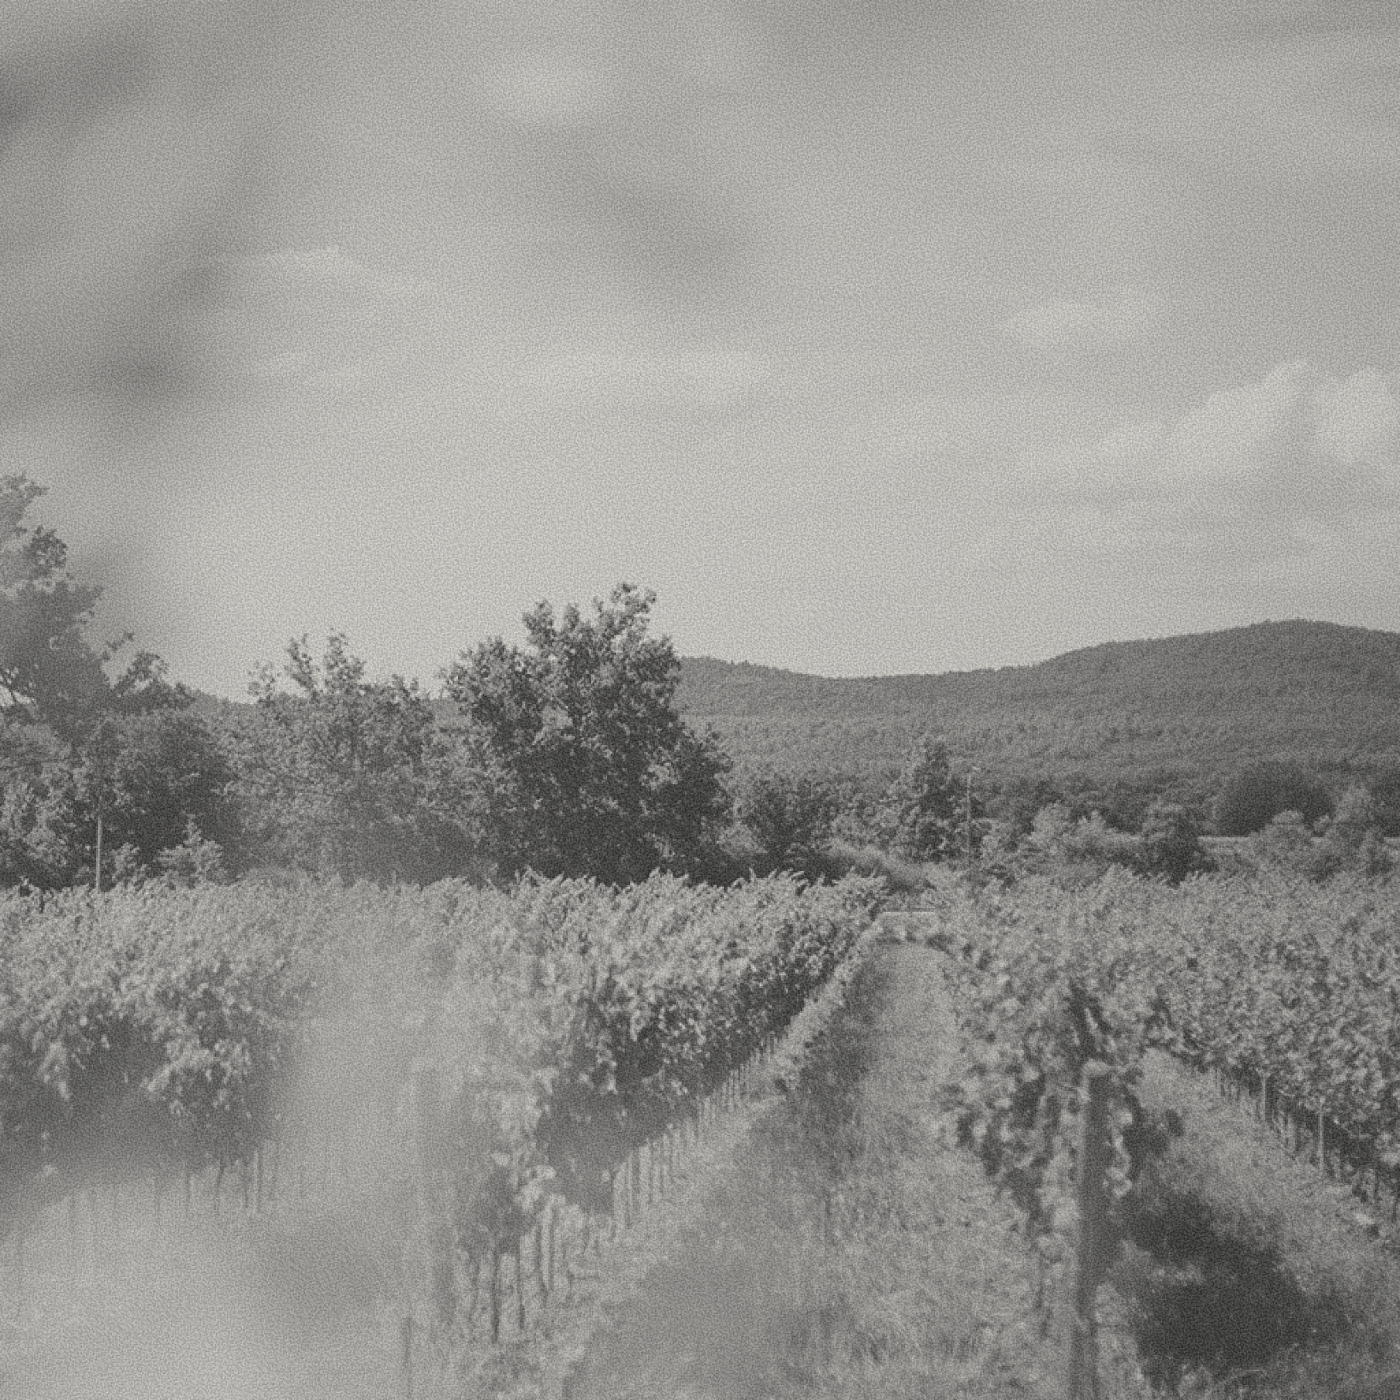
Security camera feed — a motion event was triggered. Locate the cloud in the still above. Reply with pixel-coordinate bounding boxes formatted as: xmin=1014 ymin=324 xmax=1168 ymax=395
xmin=1060 ymin=360 xmax=1400 ymax=559
xmin=1152 ymin=360 xmax=1400 ymax=479
xmin=1000 ymin=286 xmax=1165 ymax=351
xmin=241 ymin=246 xmax=429 ymax=300
xmin=185 ymin=246 xmax=435 ymax=388
xmin=1311 ymin=364 xmax=1400 ymax=465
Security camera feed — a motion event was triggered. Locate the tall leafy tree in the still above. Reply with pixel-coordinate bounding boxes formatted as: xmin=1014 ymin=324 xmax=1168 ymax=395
xmin=443 ymin=584 xmax=731 ymax=884
xmin=0 ymin=721 xmax=83 ymax=888
xmin=236 ymin=634 xmax=477 ymax=883
xmin=0 ymin=477 xmax=231 ymax=887
xmin=738 ymin=766 xmax=840 ymax=873
xmin=887 ymin=736 xmax=964 ymax=859
xmin=76 ymin=708 xmax=240 ymax=881
xmin=0 ymin=474 xmax=110 ymax=741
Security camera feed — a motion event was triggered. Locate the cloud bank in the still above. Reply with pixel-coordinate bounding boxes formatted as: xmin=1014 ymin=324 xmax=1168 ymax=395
xmin=1106 ymin=360 xmax=1400 ymax=484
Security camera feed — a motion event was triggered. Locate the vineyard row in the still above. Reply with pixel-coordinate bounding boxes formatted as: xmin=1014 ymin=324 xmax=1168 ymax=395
xmin=0 ymin=871 xmax=882 ymax=1280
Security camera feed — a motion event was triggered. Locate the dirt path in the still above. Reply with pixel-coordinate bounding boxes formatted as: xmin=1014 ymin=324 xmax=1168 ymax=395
xmin=561 ymin=934 xmax=1060 ymax=1400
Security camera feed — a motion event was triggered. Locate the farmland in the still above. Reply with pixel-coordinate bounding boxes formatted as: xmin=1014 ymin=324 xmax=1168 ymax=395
xmin=7 ymin=860 xmax=1400 ymax=1396
xmin=0 ymin=871 xmax=880 ymax=1385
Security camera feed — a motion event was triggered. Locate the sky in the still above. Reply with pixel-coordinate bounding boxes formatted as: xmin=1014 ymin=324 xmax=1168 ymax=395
xmin=2 ymin=0 xmax=1399 ymax=698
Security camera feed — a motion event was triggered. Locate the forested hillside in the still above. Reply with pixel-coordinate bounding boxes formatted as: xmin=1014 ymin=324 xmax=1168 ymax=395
xmin=676 ymin=620 xmax=1400 ymax=805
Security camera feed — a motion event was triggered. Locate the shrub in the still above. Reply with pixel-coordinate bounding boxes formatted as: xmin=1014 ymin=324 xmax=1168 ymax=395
xmin=1137 ymin=801 xmax=1213 ymax=883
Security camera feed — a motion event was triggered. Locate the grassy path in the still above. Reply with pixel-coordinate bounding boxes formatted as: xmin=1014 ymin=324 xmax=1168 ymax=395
xmin=561 ymin=935 xmax=1075 ymax=1400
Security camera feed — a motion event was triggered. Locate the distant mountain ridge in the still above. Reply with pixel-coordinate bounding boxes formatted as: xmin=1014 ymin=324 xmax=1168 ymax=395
xmin=675 ymin=620 xmax=1400 ymax=799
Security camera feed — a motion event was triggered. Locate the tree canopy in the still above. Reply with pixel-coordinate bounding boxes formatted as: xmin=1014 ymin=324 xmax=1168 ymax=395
xmin=0 ymin=475 xmax=110 ymax=740
xmin=738 ymin=766 xmax=840 ymax=874
xmin=444 ymin=584 xmax=730 ymax=884
xmin=237 ymin=633 xmax=477 ymax=883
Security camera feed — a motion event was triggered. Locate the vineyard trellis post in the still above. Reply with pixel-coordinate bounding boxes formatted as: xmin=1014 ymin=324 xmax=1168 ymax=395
xmin=1067 ymin=1061 xmax=1114 ymax=1400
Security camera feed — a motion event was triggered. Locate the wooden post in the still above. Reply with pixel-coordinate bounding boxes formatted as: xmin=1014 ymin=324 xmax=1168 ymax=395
xmin=515 ymin=1238 xmax=526 ymax=1335
xmin=412 ymin=1067 xmax=455 ymax=1331
xmin=489 ymin=1248 xmax=501 ymax=1344
xmin=1067 ymin=1062 xmax=1114 ymax=1400
xmin=399 ymin=1315 xmax=414 ymax=1400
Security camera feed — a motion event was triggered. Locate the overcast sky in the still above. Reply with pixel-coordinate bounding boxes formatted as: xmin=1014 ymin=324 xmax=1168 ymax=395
xmin=2 ymin=0 xmax=1398 ymax=697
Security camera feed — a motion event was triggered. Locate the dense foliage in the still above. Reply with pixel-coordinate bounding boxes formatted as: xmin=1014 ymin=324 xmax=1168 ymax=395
xmin=737 ymin=765 xmax=841 ymax=873
xmin=1214 ymin=759 xmax=1333 ymax=835
xmin=887 ymin=736 xmax=966 ymax=859
xmin=2 ymin=469 xmax=1396 ymax=891
xmin=934 ymin=867 xmax=1400 ymax=1261
xmin=443 ymin=584 xmax=731 ymax=884
xmin=677 ymin=623 xmax=1400 ymax=825
xmin=0 ymin=872 xmax=880 ymax=1252
xmin=235 ymin=634 xmax=476 ymax=883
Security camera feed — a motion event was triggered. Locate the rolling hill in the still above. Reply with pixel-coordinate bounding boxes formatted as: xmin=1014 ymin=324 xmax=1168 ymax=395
xmin=675 ymin=620 xmax=1400 ymax=810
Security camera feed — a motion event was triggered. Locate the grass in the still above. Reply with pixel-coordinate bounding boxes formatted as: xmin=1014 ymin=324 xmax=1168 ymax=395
xmin=1110 ymin=1050 xmax=1400 ymax=1399
xmin=560 ymin=932 xmax=1095 ymax=1400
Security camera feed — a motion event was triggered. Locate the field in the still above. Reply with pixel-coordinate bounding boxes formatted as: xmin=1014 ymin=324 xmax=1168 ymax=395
xmin=6 ymin=866 xmax=1400 ymax=1398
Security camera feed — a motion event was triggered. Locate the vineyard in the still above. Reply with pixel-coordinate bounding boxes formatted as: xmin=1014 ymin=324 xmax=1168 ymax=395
xmin=12 ymin=861 xmax=1400 ymax=1397
xmin=927 ymin=866 xmax=1400 ymax=1394
xmin=0 ymin=870 xmax=882 ymax=1370
xmin=939 ymin=868 xmax=1400 ymax=1173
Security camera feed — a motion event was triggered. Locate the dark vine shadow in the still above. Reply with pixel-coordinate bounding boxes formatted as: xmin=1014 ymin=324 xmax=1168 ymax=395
xmin=1113 ymin=1178 xmax=1354 ymax=1388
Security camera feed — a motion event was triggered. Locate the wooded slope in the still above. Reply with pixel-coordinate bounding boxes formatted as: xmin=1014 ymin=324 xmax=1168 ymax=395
xmin=676 ymin=620 xmax=1400 ymax=797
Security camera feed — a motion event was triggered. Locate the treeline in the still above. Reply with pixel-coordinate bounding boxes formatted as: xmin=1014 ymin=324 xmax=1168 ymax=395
xmin=0 ymin=478 xmax=731 ymax=889
xmin=3 ymin=473 xmax=1393 ymax=894
xmin=0 ymin=476 xmax=893 ymax=891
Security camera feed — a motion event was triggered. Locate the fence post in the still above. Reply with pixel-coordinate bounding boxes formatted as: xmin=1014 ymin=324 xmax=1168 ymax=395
xmin=412 ymin=1067 xmax=455 ymax=1333
xmin=400 ymin=1315 xmax=415 ymax=1400
xmin=1067 ymin=1061 xmax=1114 ymax=1400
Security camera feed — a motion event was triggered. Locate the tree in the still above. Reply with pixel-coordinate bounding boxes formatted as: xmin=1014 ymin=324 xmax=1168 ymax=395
xmin=0 ymin=475 xmax=110 ymax=740
xmin=1137 ymin=800 xmax=1211 ymax=883
xmin=1313 ymin=784 xmax=1392 ymax=879
xmin=0 ymin=721 xmax=84 ymax=888
xmin=1365 ymin=764 xmax=1400 ymax=838
xmin=443 ymin=585 xmax=731 ymax=884
xmin=75 ymin=708 xmax=240 ymax=882
xmin=0 ymin=477 xmax=216 ymax=887
xmin=237 ymin=634 xmax=478 ymax=883
xmin=886 ymin=736 xmax=962 ymax=859
xmin=990 ymin=774 xmax=1064 ymax=844
xmin=1214 ymin=761 xmax=1332 ymax=836
xmin=739 ymin=766 xmax=840 ymax=873
xmin=0 ymin=476 xmax=191 ymax=742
